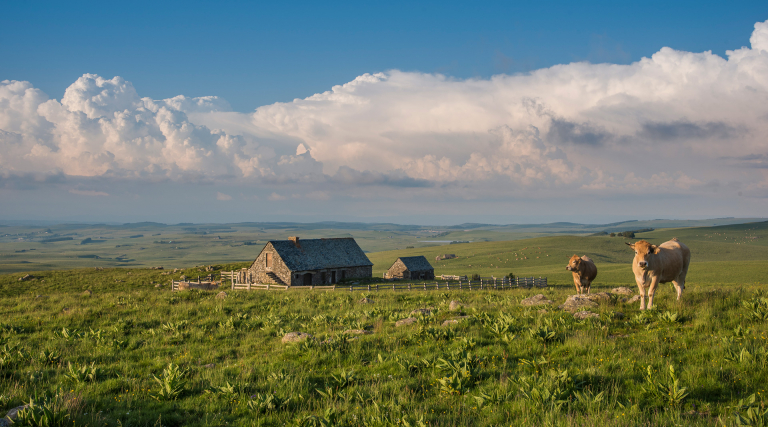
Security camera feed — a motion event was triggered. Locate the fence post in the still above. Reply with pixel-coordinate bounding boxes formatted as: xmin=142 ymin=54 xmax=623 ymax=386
xmin=376 ymin=284 xmax=379 ymax=291
xmin=248 ymin=281 xmax=251 ymax=291
xmin=408 ymin=283 xmax=411 ymax=291
xmin=231 ymin=271 xmax=234 ymax=290
xmin=459 ymin=281 xmax=462 ymax=290
xmin=267 ymin=283 xmax=270 ymax=290
xmin=368 ymin=284 xmax=371 ymax=291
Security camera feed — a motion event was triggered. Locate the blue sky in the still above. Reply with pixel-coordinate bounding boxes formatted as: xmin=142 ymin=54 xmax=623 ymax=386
xmin=1 ymin=2 xmax=768 ymax=224
xmin=3 ymin=1 xmax=767 ymax=111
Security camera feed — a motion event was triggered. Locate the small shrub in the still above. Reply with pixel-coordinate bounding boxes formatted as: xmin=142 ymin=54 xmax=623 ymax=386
xmin=150 ymin=363 xmax=187 ymax=401
xmin=15 ymin=397 xmax=70 ymax=427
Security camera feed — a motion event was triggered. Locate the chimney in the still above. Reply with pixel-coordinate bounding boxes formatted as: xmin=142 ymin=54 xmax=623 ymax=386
xmin=289 ymin=236 xmax=300 ymax=247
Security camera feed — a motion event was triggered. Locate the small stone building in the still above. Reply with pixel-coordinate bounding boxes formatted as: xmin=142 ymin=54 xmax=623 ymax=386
xmin=245 ymin=236 xmax=372 ymax=286
xmin=384 ymin=256 xmax=435 ymax=280
xmin=435 ymin=254 xmax=457 ymax=261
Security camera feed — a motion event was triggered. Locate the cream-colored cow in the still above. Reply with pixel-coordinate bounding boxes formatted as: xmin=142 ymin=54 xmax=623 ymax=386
xmin=626 ymin=238 xmax=691 ymax=310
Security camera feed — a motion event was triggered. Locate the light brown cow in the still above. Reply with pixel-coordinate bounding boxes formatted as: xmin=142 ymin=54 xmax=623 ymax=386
xmin=566 ymin=255 xmax=598 ymax=294
xmin=626 ymin=238 xmax=691 ymax=310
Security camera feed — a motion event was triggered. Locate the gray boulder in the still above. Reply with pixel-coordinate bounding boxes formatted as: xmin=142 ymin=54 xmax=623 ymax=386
xmin=559 ymin=295 xmax=599 ymax=312
xmin=449 ymin=300 xmax=463 ymax=311
xmin=216 ymin=291 xmax=227 ymax=299
xmin=573 ymin=311 xmax=600 ymax=320
xmin=612 ymin=287 xmax=634 ymax=295
xmin=521 ymin=294 xmax=554 ymax=306
xmin=395 ymin=317 xmax=418 ymax=327
xmin=281 ymin=332 xmax=314 ymax=344
xmin=1 ymin=405 xmax=29 ymax=427
xmin=623 ymin=295 xmax=642 ymax=303
xmin=358 ymin=297 xmax=374 ymax=304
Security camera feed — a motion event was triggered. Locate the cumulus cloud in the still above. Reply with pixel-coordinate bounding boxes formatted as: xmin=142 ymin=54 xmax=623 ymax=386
xmin=3 ymin=19 xmax=768 ymax=207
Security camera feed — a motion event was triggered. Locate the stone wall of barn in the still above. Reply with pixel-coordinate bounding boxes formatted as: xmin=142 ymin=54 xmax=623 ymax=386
xmin=287 ymin=265 xmax=372 ymax=286
xmin=247 ymin=243 xmax=293 ymax=286
xmin=385 ymin=259 xmax=409 ymax=279
xmin=385 ymin=259 xmax=435 ymax=280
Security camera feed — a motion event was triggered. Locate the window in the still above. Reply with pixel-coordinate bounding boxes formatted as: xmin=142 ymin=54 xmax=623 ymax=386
xmin=265 ymin=253 xmax=273 ymax=268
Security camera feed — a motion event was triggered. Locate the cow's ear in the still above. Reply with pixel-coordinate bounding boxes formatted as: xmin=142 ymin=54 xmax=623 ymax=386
xmin=651 ymin=245 xmax=659 ymax=253
xmin=625 ymin=242 xmax=634 ymax=249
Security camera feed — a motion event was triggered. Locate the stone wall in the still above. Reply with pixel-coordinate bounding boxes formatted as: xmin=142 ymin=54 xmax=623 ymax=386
xmin=385 ymin=259 xmax=434 ymax=280
xmin=247 ymin=243 xmax=292 ymax=286
xmin=287 ymin=265 xmax=372 ymax=286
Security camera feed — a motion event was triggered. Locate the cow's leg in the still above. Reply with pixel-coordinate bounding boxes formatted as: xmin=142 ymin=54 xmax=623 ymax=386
xmin=573 ymin=277 xmax=582 ymax=295
xmin=672 ymin=280 xmax=683 ymax=301
xmin=647 ymin=277 xmax=660 ymax=310
xmin=635 ymin=276 xmax=647 ymax=310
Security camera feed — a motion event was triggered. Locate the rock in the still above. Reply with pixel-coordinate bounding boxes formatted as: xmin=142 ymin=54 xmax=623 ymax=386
xmin=1 ymin=405 xmax=30 ymax=427
xmin=559 ymin=295 xmax=599 ymax=312
xmin=215 ymin=291 xmax=227 ymax=299
xmin=623 ymin=295 xmax=642 ymax=303
xmin=18 ymin=274 xmax=32 ymax=282
xmin=449 ymin=300 xmax=463 ymax=311
xmin=583 ymin=292 xmax=613 ymax=302
xmin=521 ymin=294 xmax=554 ymax=306
xmin=282 ymin=332 xmax=314 ymax=344
xmin=202 ymin=363 xmax=215 ymax=369
xmin=358 ymin=297 xmax=374 ymax=304
xmin=343 ymin=329 xmax=372 ymax=335
xmin=81 ymin=290 xmax=92 ymax=296
xmin=154 ymin=283 xmax=163 ymax=288
xmin=611 ymin=287 xmax=634 ymax=295
xmin=573 ymin=311 xmax=600 ymax=320
xmin=395 ymin=317 xmax=418 ymax=327
xmin=151 ymin=266 xmax=164 ymax=270
xmin=442 ymin=319 xmax=459 ymax=326
xmin=411 ymin=308 xmax=433 ymax=315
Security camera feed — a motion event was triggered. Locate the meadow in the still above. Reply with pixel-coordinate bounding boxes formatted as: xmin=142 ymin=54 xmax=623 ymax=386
xmin=1 ymin=221 xmax=767 ymax=426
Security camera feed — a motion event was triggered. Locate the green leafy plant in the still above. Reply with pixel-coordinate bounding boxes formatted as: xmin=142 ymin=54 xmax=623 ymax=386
xmin=64 ymin=362 xmax=102 ymax=383
xmin=15 ymin=397 xmax=70 ymax=427
xmin=657 ymin=311 xmax=683 ymax=324
xmin=516 ymin=368 xmax=583 ymax=411
xmin=728 ymin=393 xmax=768 ymax=426
xmin=641 ymin=364 xmax=689 ymax=408
xmin=150 ymin=363 xmax=187 ymax=401
xmin=247 ymin=393 xmax=291 ymax=413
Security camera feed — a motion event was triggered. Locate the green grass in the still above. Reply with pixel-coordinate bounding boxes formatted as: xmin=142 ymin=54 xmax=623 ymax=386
xmin=2 ymin=282 xmax=768 ymax=426
xmin=369 ymin=221 xmax=768 ymax=286
xmin=1 ymin=222 xmax=768 ymax=426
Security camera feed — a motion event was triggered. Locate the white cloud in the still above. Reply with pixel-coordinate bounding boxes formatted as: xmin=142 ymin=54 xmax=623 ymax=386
xmin=216 ymin=192 xmax=232 ymax=201
xmin=2 ymin=20 xmax=768 ymax=210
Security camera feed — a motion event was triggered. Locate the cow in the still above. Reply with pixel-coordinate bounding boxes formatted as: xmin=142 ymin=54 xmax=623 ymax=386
xmin=565 ymin=255 xmax=598 ymax=295
xmin=626 ymin=238 xmax=691 ymax=310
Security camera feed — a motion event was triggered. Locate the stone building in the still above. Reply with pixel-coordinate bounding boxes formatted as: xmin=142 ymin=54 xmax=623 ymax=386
xmin=384 ymin=256 xmax=435 ymax=280
xmin=244 ymin=236 xmax=372 ymax=286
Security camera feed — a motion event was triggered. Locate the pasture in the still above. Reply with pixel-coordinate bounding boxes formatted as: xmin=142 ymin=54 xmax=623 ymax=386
xmin=1 ymin=221 xmax=767 ymax=426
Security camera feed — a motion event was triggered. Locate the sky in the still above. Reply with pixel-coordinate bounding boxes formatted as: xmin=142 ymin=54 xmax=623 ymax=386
xmin=1 ymin=1 xmax=768 ymax=225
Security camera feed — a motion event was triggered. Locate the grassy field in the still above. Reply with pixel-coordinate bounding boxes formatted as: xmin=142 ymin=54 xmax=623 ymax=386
xmin=1 ymin=218 xmax=763 ymax=274
xmin=369 ymin=221 xmax=768 ymax=287
xmin=2 ymin=282 xmax=768 ymax=426
xmin=1 ymin=221 xmax=767 ymax=426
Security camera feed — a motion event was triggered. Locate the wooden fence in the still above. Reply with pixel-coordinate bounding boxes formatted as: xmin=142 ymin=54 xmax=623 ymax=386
xmin=186 ymin=274 xmax=546 ymax=292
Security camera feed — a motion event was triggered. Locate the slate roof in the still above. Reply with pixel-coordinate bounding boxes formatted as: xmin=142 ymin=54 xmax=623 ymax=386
xmin=397 ymin=256 xmax=434 ymax=272
xmin=265 ymin=238 xmax=373 ymax=271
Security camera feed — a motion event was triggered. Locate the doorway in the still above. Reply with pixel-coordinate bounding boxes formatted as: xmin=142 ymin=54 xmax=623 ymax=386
xmin=303 ymin=273 xmax=312 ymax=286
